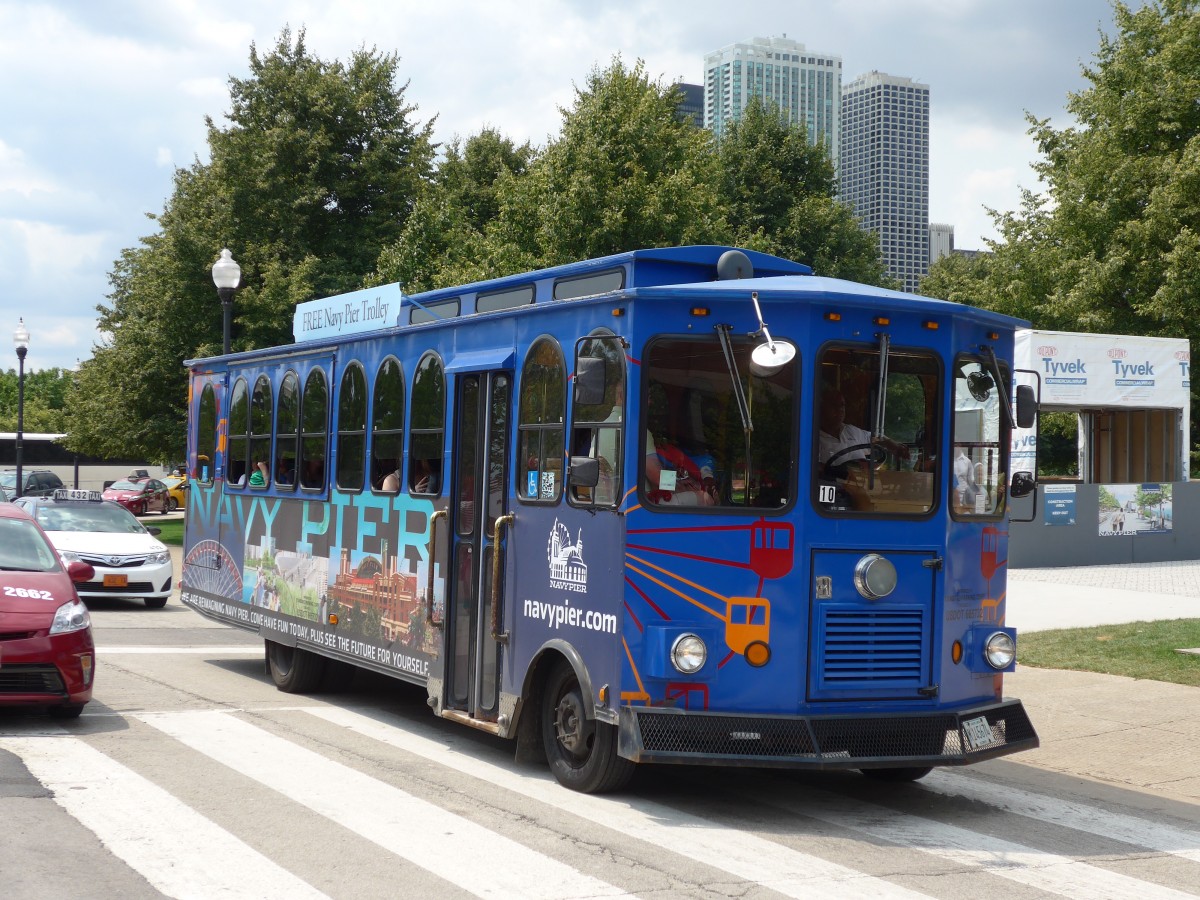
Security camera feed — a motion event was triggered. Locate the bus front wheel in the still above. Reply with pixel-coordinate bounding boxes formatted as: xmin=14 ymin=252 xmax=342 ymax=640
xmin=266 ymin=640 xmax=325 ymax=693
xmin=540 ymin=659 xmax=633 ymax=793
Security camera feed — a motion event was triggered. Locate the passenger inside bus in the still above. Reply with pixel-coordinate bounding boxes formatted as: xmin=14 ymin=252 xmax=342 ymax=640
xmin=817 ymin=386 xmax=908 ymax=509
xmin=249 ymin=459 xmax=270 ymax=488
xmin=410 ymin=457 xmax=439 ymax=495
xmin=644 ymin=430 xmax=717 ymax=506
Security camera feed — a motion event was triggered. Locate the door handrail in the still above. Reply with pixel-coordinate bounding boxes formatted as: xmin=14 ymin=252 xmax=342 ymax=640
xmin=426 ymin=509 xmax=447 ymax=627
xmin=490 ymin=512 xmax=514 ymax=643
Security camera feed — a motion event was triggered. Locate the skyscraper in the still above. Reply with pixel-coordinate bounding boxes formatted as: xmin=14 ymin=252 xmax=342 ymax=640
xmin=703 ymin=36 xmax=841 ymax=159
xmin=840 ymin=72 xmax=930 ymax=293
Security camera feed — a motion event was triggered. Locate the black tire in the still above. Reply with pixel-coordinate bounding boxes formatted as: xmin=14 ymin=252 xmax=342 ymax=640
xmin=540 ymin=659 xmax=634 ymax=793
xmin=145 ymin=597 xmax=168 ymax=609
xmin=48 ymin=703 xmax=86 ymax=720
xmin=860 ymin=766 xmax=933 ymax=783
xmin=168 ymin=497 xmax=179 ymax=512
xmin=266 ymin=640 xmax=326 ymax=693
xmin=161 ymin=498 xmax=171 ymax=514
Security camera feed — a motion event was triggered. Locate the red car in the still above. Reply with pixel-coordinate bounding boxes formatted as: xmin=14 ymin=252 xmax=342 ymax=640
xmin=0 ymin=503 xmax=97 ymax=718
xmin=102 ymin=477 xmax=172 ymax=516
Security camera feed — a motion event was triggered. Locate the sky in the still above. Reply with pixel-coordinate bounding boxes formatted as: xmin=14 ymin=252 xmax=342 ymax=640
xmin=0 ymin=0 xmax=1131 ymax=373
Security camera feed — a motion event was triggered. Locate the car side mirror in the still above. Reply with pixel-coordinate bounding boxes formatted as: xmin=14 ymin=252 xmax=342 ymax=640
xmin=1010 ymin=471 xmax=1035 ymax=499
xmin=146 ymin=526 xmax=162 ymax=536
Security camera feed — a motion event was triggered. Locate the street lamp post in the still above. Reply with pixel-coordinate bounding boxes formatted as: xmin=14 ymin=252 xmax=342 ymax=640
xmin=211 ymin=248 xmax=241 ymax=355
xmin=13 ymin=318 xmax=30 ymax=500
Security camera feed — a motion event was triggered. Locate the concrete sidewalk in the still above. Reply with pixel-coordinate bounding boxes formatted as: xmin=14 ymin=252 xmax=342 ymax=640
xmin=1004 ymin=561 xmax=1200 ymax=804
xmin=1007 ymin=559 xmax=1200 ymax=632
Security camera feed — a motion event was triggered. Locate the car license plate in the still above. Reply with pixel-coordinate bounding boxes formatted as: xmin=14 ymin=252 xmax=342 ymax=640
xmin=962 ymin=715 xmax=994 ymax=750
xmin=103 ymin=574 xmax=128 ymax=587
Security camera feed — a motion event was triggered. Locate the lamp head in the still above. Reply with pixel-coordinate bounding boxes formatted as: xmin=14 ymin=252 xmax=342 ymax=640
xmin=13 ymin=317 xmax=30 ymax=356
xmin=211 ymin=248 xmax=241 ymax=291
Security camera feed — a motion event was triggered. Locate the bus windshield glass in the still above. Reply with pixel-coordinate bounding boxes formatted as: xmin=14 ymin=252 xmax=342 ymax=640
xmin=643 ymin=335 xmax=796 ymax=509
xmin=814 ymin=344 xmax=939 ymax=516
xmin=952 ymin=356 xmax=1009 ymax=518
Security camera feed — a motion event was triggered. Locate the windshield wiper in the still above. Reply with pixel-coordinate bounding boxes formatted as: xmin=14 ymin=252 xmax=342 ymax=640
xmin=715 ymin=323 xmax=753 ymax=506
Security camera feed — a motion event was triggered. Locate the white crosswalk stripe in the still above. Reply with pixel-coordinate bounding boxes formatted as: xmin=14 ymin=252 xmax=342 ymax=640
xmin=5 ymin=706 xmax=1199 ymax=900
xmin=305 ymin=706 xmax=932 ymax=899
xmin=742 ymin=781 xmax=1198 ymax=900
xmin=0 ymin=732 xmax=328 ymax=900
xmin=137 ymin=709 xmax=632 ymax=900
xmin=928 ymin=769 xmax=1200 ymax=862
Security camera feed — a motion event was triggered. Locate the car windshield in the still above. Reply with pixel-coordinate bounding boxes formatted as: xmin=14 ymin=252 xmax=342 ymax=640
xmin=0 ymin=517 xmax=61 ymax=571
xmin=35 ymin=503 xmax=148 ymax=534
xmin=0 ymin=473 xmax=16 ymax=489
xmin=108 ymin=480 xmax=144 ymax=491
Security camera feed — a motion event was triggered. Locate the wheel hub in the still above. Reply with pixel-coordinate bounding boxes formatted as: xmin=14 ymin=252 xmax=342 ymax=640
xmin=554 ymin=689 xmax=587 ymax=757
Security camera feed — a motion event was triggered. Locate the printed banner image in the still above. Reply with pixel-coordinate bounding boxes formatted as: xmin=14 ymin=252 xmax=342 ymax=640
xmin=1097 ymin=483 xmax=1172 ymax=537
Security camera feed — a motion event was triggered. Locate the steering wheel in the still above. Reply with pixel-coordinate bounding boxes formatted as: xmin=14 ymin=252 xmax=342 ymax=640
xmin=824 ymin=442 xmax=887 ymax=480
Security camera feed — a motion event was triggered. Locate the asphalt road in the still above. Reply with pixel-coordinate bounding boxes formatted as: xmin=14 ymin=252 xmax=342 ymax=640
xmin=2 ymin=571 xmax=1199 ymax=898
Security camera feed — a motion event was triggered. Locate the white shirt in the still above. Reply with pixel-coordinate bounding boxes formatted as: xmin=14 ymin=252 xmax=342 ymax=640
xmin=818 ymin=422 xmax=872 ymax=465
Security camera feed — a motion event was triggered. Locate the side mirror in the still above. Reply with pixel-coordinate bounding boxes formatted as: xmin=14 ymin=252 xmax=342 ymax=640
xmin=1010 ymin=471 xmax=1035 ymax=499
xmin=66 ymin=560 xmax=95 ymax=583
xmin=574 ymin=356 xmax=606 ymax=406
xmin=568 ymin=456 xmax=599 ymax=488
xmin=1015 ymin=384 xmax=1037 ymax=429
xmin=146 ymin=526 xmax=162 ymax=536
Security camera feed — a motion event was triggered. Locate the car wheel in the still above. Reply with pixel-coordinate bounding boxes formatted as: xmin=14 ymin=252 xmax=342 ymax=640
xmin=161 ymin=497 xmax=171 ymax=515
xmin=145 ymin=597 xmax=168 ymax=609
xmin=48 ymin=703 xmax=86 ymax=719
xmin=168 ymin=497 xmax=179 ymax=512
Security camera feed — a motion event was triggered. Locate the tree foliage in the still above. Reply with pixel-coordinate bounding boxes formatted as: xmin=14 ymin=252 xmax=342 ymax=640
xmin=65 ymin=29 xmax=435 ymax=462
xmin=922 ymin=0 xmax=1200 ymax=455
xmin=925 ymin=0 xmax=1200 ymax=335
xmin=377 ymin=58 xmax=889 ymax=292
xmin=715 ymin=98 xmax=891 ymax=284
xmin=0 ymin=368 xmax=72 ymax=433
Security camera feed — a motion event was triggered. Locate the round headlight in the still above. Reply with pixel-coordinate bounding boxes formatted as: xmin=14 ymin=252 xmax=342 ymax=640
xmin=854 ymin=554 xmax=897 ymax=600
xmin=984 ymin=631 xmax=1016 ymax=669
xmin=670 ymin=633 xmax=707 ymax=674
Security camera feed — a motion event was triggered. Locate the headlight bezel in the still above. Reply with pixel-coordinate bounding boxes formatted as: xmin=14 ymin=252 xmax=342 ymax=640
xmin=984 ymin=631 xmax=1016 ymax=669
xmin=670 ymin=633 xmax=708 ymax=674
xmin=50 ymin=598 xmax=92 ymax=635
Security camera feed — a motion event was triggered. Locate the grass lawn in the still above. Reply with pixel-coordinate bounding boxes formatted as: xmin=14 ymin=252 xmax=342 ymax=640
xmin=1019 ymin=619 xmax=1200 ymax=687
xmin=145 ymin=518 xmax=184 ymax=546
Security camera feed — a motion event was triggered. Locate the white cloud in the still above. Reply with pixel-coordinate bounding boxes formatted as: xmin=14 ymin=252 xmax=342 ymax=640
xmin=0 ymin=0 xmax=1125 ymax=369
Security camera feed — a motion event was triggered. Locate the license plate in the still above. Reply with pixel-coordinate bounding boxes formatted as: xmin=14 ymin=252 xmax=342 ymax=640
xmin=103 ymin=573 xmax=128 ymax=587
xmin=962 ymin=715 xmax=994 ymax=750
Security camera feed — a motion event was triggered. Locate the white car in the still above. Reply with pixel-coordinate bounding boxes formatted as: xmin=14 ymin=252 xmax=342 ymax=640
xmin=15 ymin=490 xmax=174 ymax=609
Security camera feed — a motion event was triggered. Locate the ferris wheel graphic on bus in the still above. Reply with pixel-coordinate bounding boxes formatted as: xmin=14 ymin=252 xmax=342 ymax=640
xmin=622 ymin=515 xmax=793 ymax=707
xmin=181 ymin=539 xmax=244 ymax=601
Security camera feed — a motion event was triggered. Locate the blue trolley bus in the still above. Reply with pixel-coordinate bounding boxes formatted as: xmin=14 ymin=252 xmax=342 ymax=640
xmin=181 ymin=245 xmax=1040 ymax=792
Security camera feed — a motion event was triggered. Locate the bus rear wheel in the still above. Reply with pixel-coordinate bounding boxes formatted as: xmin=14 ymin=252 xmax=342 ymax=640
xmin=540 ymin=660 xmax=633 ymax=793
xmin=266 ymin=640 xmax=325 ymax=693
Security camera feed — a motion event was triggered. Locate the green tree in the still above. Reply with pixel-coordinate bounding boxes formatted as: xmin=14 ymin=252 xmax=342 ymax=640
xmin=924 ymin=1 xmax=1200 ymax=460
xmin=64 ymin=29 xmax=435 ymax=462
xmin=482 ymin=58 xmax=729 ymax=272
xmin=714 ymin=98 xmax=892 ymax=285
xmin=0 ymin=368 xmax=71 ymax=434
xmin=376 ymin=128 xmax=535 ymax=293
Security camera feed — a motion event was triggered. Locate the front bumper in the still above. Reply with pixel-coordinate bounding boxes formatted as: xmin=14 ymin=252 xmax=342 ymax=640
xmin=618 ymin=698 xmax=1038 ymax=769
xmin=76 ymin=558 xmax=173 ymax=601
xmin=0 ymin=631 xmax=95 ymax=707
